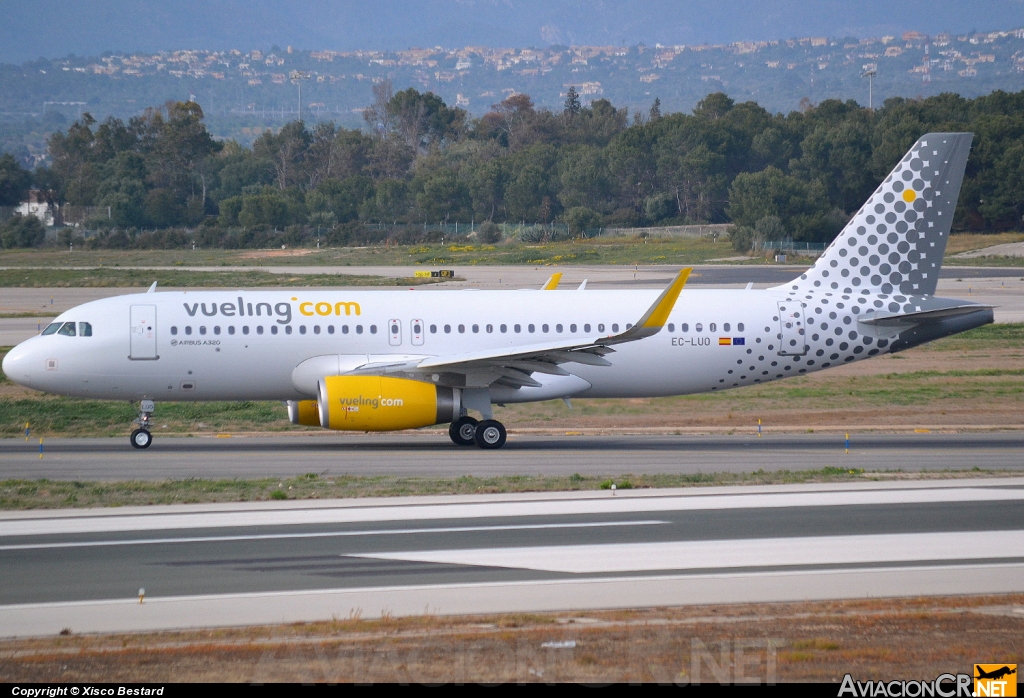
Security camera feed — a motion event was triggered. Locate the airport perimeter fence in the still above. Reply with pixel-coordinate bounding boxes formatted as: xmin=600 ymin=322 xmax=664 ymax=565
xmin=754 ymin=240 xmax=827 ymax=256
xmin=362 ymin=222 xmax=731 ymax=242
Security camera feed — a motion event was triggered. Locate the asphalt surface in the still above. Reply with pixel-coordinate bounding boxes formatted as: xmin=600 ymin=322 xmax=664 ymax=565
xmin=4 ymin=432 xmax=1024 ymax=480
xmin=0 ymin=480 xmax=1021 ymax=635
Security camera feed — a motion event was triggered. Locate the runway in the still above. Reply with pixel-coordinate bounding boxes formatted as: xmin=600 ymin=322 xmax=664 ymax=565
xmin=3 ymin=432 xmax=1024 ymax=480
xmin=0 ymin=479 xmax=1021 ymax=635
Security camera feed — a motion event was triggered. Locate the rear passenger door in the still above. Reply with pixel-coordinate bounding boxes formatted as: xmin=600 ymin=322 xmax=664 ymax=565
xmin=129 ymin=304 xmax=158 ymax=360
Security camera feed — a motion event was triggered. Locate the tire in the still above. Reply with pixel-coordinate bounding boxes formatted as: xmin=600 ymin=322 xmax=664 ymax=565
xmin=130 ymin=428 xmax=152 ymax=449
xmin=474 ymin=420 xmax=507 ymax=449
xmin=449 ymin=417 xmax=478 ymax=446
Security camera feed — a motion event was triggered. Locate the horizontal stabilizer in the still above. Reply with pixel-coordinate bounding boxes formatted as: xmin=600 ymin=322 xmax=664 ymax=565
xmin=858 ymin=304 xmax=993 ymax=327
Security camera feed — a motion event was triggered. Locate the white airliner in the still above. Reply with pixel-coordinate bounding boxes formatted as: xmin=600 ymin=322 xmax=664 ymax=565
xmin=2 ymin=133 xmax=991 ymax=449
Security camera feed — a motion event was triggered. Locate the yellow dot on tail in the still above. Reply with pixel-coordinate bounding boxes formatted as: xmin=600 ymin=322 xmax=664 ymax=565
xmin=902 ymin=189 xmax=917 ymax=203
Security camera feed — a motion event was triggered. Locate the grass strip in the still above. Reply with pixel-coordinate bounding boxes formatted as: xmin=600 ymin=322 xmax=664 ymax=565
xmin=0 ymin=268 xmax=442 ymax=288
xmin=0 ymin=468 xmax=1014 ymax=510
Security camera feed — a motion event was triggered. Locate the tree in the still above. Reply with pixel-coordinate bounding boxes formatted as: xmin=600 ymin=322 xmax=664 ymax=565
xmin=564 ymin=86 xmax=582 ymax=117
xmin=727 ymin=166 xmax=833 ymax=242
xmin=563 ymin=206 xmax=601 ymax=235
xmin=1 ymin=215 xmax=46 ymax=248
xmin=478 ymin=221 xmax=502 ymax=243
xmin=0 ymin=154 xmax=31 ymax=206
xmin=254 ymin=121 xmax=311 ymax=190
xmin=649 ymin=98 xmax=662 ymax=122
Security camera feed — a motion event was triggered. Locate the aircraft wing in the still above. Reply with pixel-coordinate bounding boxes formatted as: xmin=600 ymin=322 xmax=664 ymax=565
xmin=371 ymin=268 xmax=691 ymax=388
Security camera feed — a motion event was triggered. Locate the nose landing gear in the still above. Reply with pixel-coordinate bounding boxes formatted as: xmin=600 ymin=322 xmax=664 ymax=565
xmin=130 ymin=399 xmax=155 ymax=449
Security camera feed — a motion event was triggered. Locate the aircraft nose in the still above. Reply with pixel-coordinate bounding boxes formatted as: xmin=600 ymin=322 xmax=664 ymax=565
xmin=2 ymin=341 xmax=37 ymax=387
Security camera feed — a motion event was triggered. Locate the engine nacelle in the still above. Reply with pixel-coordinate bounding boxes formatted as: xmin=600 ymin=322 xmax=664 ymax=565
xmin=286 ymin=400 xmax=321 ymax=426
xmin=317 ymin=375 xmax=459 ymax=431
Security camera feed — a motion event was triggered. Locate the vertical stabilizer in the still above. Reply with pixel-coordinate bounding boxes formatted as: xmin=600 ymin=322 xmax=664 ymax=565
xmin=790 ymin=133 xmax=972 ymax=296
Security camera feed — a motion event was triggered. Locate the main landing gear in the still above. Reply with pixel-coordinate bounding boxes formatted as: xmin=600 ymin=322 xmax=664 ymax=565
xmin=130 ymin=400 xmax=155 ymax=449
xmin=449 ymin=416 xmax=507 ymax=449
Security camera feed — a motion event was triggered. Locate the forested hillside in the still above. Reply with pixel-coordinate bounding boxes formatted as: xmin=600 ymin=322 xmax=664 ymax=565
xmin=4 ymin=86 xmax=1024 ymax=249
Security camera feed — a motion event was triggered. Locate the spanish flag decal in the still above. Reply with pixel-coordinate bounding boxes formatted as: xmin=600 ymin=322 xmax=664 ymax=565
xmin=719 ymin=337 xmax=732 ymax=346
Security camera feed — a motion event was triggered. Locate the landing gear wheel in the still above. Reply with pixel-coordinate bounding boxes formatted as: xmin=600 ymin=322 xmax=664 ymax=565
xmin=449 ymin=416 xmax=479 ymax=446
xmin=474 ymin=420 xmax=507 ymax=449
xmin=130 ymin=428 xmax=152 ymax=449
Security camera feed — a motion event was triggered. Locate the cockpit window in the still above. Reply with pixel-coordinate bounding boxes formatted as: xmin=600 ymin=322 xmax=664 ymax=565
xmin=42 ymin=323 xmax=61 ymax=335
xmin=57 ymin=322 xmax=77 ymax=336
xmin=78 ymin=322 xmax=92 ymax=337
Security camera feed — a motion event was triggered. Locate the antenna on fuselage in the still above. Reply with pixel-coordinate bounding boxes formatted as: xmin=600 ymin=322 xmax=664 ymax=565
xmin=147 ymin=281 xmax=157 ymax=293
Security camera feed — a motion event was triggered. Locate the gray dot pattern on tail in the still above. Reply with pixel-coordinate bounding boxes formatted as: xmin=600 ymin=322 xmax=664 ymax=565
xmin=708 ymin=134 xmax=975 ymax=391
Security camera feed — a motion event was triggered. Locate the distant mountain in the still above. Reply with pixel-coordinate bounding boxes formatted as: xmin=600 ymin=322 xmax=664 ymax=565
xmin=4 ymin=0 xmax=1024 ymax=64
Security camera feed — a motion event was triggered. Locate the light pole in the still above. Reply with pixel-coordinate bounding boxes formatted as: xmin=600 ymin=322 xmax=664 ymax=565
xmin=861 ymin=67 xmax=877 ymax=110
xmin=289 ymin=71 xmax=311 ymax=120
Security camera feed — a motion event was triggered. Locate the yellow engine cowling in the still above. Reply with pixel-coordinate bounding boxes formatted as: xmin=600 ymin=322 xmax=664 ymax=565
xmin=317 ymin=375 xmax=459 ymax=431
xmin=286 ymin=400 xmax=321 ymax=426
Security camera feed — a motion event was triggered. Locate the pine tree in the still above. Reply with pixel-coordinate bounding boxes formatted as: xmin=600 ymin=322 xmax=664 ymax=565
xmin=649 ymin=97 xmax=662 ymax=121
xmin=564 ymin=86 xmax=582 ymax=117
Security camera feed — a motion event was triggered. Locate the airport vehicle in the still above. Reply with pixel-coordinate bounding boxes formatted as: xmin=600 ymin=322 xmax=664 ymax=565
xmin=2 ymin=133 xmax=991 ymax=449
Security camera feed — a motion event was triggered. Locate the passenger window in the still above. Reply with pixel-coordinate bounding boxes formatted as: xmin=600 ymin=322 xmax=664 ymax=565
xmin=514 ymin=324 xmax=521 ymax=333
xmin=298 ymin=326 xmax=306 ymax=335
xmin=458 ymin=324 xmax=465 ymax=333
xmin=170 ymin=326 xmax=178 ymax=336
xmin=486 ymin=324 xmax=493 ymax=333
xmin=710 ymin=323 xmax=717 ymax=332
xmin=256 ymin=326 xmax=264 ymax=335
xmin=570 ymin=324 xmax=577 ymax=333
xmin=597 ymin=324 xmax=604 ymax=332
xmin=542 ymin=324 xmax=549 ymax=333
xmin=285 ymin=325 xmax=292 ymax=335
xmin=556 ymin=324 xmax=563 ymax=333
xmin=430 ymin=324 xmax=437 ymax=333
xmin=370 ymin=325 xmax=377 ymax=334
xmin=724 ymin=323 xmax=730 ymax=332
xmin=199 ymin=326 xmax=207 ymax=335
xmin=229 ymin=326 xmax=236 ymax=335
xmin=42 ymin=323 xmax=61 ymax=335
xmin=444 ymin=324 xmax=451 ymax=334
xmin=500 ymin=324 xmax=507 ymax=333
xmin=612 ymin=324 xmax=619 ymax=332
xmin=342 ymin=325 xmax=349 ymax=334
xmin=271 ymin=326 xmax=278 ymax=335
xmin=528 ymin=324 xmax=535 ymax=333
xmin=682 ymin=323 xmax=689 ymax=332
xmin=626 ymin=323 xmax=632 ymax=329
xmin=668 ymin=323 xmax=675 ymax=332
xmin=185 ymin=326 xmax=192 ymax=336
xmin=58 ymin=322 xmax=76 ymax=336
xmin=695 ymin=323 xmax=703 ymax=332
xmin=328 ymin=325 xmax=335 ymax=334
xmin=472 ymin=324 xmax=479 ymax=333
xmin=313 ymin=325 xmax=320 ymax=334
xmin=356 ymin=325 xmax=363 ymax=334
xmin=214 ymin=326 xmax=221 ymax=335
xmin=390 ymin=322 xmax=399 ymax=334
xmin=243 ymin=326 xmax=250 ymax=335
xmin=738 ymin=323 xmax=745 ymax=332
xmin=584 ymin=323 xmax=591 ymax=332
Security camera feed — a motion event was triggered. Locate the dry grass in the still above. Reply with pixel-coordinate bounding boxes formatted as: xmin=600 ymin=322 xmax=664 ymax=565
xmin=943 ymin=232 xmax=1024 ymax=255
xmin=2 ymin=595 xmax=1020 ymax=683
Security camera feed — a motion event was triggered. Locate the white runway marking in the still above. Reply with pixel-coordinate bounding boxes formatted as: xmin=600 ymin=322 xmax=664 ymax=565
xmin=3 ymin=486 xmax=1022 ymax=537
xmin=0 ymin=520 xmax=667 ymax=551
xmin=352 ymin=530 xmax=1024 ymax=574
